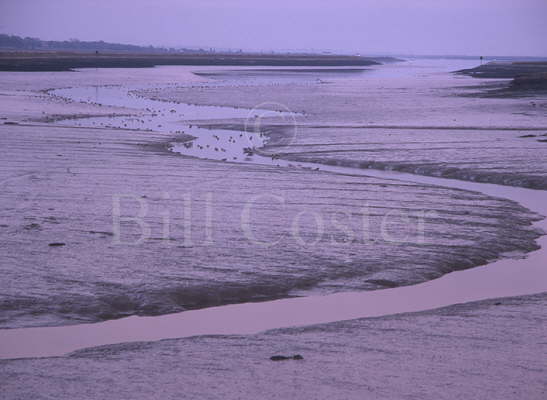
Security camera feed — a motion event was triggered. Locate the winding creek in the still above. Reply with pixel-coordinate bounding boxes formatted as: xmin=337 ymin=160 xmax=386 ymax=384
xmin=0 ymin=83 xmax=545 ymax=359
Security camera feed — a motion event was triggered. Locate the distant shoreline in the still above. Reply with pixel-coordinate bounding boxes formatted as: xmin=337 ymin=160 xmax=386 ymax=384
xmin=456 ymin=61 xmax=547 ymax=96
xmin=0 ymin=51 xmax=396 ymax=72
xmin=457 ymin=61 xmax=547 ymax=79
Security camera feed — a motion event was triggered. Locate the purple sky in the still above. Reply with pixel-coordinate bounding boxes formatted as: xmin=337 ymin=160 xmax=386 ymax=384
xmin=1 ymin=0 xmax=546 ymax=56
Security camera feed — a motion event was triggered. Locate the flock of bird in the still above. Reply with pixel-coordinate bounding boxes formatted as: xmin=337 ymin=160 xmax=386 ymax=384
xmin=50 ymin=86 xmax=320 ymax=171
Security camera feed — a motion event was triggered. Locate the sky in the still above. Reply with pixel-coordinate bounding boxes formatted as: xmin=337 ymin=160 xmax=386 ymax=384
xmin=1 ymin=0 xmax=546 ymax=56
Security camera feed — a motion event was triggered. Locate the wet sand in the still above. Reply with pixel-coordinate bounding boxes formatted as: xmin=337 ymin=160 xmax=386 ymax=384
xmin=2 ymin=74 xmax=539 ymax=329
xmin=0 ymin=61 xmax=546 ymax=398
xmin=2 ymin=292 xmax=545 ymax=399
xmin=141 ymin=62 xmax=547 ymax=190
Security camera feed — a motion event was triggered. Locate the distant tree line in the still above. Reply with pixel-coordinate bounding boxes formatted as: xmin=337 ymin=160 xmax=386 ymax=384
xmin=0 ymin=34 xmax=200 ymax=53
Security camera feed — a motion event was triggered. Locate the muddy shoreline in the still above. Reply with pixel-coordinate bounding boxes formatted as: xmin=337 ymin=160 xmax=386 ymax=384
xmin=1 ymin=70 xmax=544 ymax=329
xmin=3 ymin=292 xmax=545 ymax=399
xmin=1 ymin=60 xmax=546 ymax=400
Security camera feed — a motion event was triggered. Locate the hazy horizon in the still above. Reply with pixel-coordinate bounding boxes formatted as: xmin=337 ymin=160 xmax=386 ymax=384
xmin=1 ymin=0 xmax=547 ymax=57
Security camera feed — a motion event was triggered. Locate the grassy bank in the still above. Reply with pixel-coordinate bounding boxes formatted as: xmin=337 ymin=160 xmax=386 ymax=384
xmin=0 ymin=51 xmax=387 ymax=71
